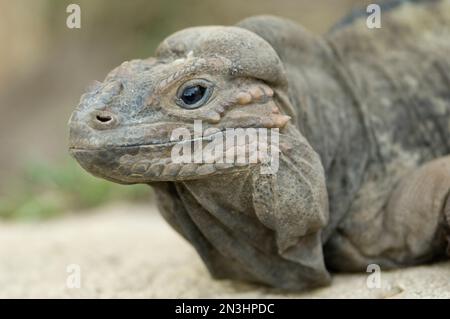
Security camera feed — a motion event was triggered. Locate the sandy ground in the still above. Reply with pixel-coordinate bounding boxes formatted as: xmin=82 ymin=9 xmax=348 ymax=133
xmin=0 ymin=203 xmax=449 ymax=299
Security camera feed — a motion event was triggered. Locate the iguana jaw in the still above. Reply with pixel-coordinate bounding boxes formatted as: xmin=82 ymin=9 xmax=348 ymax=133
xmin=69 ymin=146 xmax=254 ymax=184
xmin=70 ymin=145 xmax=257 ymax=184
xmin=69 ymin=123 xmax=263 ymax=183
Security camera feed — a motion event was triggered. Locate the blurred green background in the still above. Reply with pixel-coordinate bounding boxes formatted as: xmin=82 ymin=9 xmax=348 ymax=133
xmin=0 ymin=0 xmax=372 ymax=220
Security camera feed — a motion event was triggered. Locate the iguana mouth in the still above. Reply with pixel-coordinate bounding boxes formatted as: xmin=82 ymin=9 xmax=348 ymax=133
xmin=70 ymin=146 xmax=256 ymax=183
xmin=68 ymin=128 xmax=229 ymax=151
xmin=69 ymin=129 xmax=272 ymax=182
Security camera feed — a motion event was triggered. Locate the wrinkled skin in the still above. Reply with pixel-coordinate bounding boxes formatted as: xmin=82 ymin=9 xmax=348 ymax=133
xmin=69 ymin=0 xmax=450 ymax=290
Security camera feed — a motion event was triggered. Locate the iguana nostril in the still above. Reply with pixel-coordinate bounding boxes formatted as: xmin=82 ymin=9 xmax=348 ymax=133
xmin=96 ymin=114 xmax=112 ymax=123
xmin=90 ymin=110 xmax=118 ymax=129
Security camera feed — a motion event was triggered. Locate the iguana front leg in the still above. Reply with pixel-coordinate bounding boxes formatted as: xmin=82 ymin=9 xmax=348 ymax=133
xmin=384 ymin=156 xmax=450 ymax=263
xmin=326 ymin=156 xmax=450 ymax=270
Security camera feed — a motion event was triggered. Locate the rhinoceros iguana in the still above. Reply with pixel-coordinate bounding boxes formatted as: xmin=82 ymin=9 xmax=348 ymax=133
xmin=68 ymin=0 xmax=450 ymax=290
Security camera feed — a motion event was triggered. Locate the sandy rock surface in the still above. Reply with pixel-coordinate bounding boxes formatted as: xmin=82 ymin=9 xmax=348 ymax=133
xmin=0 ymin=203 xmax=448 ymax=298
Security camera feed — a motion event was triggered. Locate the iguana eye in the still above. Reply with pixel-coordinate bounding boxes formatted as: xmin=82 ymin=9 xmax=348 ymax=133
xmin=176 ymin=80 xmax=213 ymax=109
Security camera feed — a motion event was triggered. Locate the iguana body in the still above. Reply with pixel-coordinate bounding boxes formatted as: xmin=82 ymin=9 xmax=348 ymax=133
xmin=69 ymin=0 xmax=450 ymax=290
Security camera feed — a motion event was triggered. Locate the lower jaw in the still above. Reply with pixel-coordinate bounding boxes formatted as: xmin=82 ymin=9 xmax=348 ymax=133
xmin=70 ymin=134 xmax=270 ymax=183
xmin=70 ymin=148 xmax=254 ymax=183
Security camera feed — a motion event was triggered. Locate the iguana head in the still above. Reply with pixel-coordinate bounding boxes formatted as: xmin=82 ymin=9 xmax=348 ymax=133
xmin=69 ymin=26 xmax=292 ymax=183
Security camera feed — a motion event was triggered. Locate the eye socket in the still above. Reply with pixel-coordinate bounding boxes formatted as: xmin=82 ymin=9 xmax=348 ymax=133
xmin=176 ymin=80 xmax=213 ymax=109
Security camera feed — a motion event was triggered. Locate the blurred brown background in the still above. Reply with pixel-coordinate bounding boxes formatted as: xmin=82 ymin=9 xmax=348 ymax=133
xmin=0 ymin=0 xmax=372 ymax=218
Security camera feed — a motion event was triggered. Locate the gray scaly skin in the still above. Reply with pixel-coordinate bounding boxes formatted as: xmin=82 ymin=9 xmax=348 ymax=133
xmin=68 ymin=0 xmax=450 ymax=291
